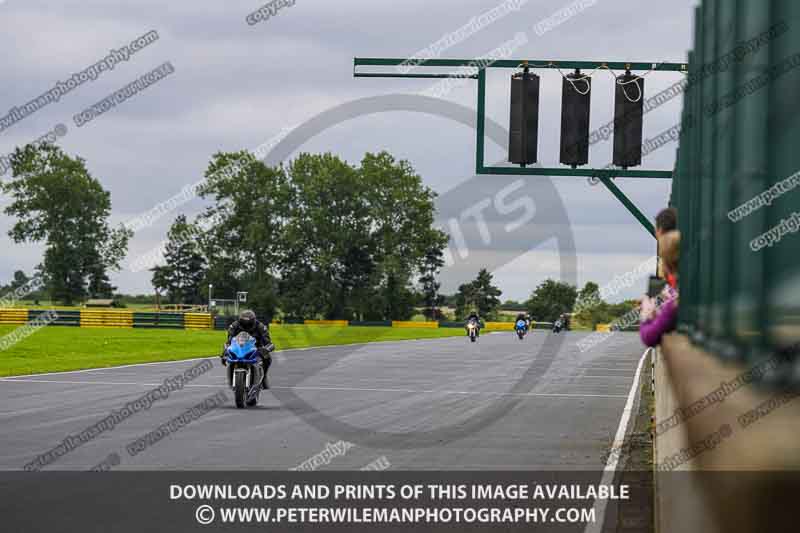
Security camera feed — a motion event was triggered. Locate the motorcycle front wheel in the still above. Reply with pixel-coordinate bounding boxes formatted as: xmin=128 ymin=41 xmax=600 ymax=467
xmin=234 ymin=370 xmax=247 ymax=409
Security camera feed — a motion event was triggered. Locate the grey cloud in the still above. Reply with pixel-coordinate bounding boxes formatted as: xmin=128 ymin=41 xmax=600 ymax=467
xmin=0 ymin=0 xmax=696 ymax=294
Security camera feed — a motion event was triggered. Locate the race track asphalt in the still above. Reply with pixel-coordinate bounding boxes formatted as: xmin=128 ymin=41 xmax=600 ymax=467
xmin=0 ymin=331 xmax=646 ymax=471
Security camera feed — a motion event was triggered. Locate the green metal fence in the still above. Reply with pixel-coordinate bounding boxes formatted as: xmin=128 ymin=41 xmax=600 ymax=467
xmin=671 ymin=1 xmax=800 ymax=381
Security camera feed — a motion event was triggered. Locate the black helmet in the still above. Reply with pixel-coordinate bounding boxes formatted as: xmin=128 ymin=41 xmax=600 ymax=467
xmin=238 ymin=310 xmax=256 ymax=331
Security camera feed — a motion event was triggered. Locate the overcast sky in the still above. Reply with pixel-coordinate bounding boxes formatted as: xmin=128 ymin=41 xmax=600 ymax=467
xmin=0 ymin=0 xmax=698 ymax=302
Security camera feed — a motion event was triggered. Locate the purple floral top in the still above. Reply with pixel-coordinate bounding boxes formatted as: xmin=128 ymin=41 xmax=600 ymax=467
xmin=640 ymin=288 xmax=679 ymax=347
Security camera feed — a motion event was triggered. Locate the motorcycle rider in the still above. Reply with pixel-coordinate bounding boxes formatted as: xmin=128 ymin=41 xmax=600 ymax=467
xmin=222 ymin=310 xmax=275 ymax=389
xmin=515 ymin=312 xmax=530 ymax=332
xmin=465 ymin=311 xmax=482 ymax=338
xmin=553 ymin=313 xmax=565 ymax=333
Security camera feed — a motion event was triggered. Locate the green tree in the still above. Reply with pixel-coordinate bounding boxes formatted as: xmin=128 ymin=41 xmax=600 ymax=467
xmin=282 ymin=152 xmax=375 ymax=319
xmin=501 ymin=299 xmax=527 ymax=311
xmin=278 ymin=151 xmax=446 ymax=321
xmin=472 ymin=268 xmax=502 ymax=319
xmin=573 ymin=281 xmax=607 ymax=329
xmin=360 ymin=152 xmax=447 ymax=320
xmin=525 ymin=279 xmax=578 ymax=322
xmin=454 ymin=269 xmax=502 ymax=320
xmin=572 ymin=282 xmax=641 ymax=329
xmin=576 ymin=282 xmax=601 ymax=310
xmin=87 ymin=264 xmax=116 ymax=299
xmin=2 ymin=144 xmax=130 ymax=305
xmin=198 ymin=151 xmax=287 ymax=317
xmin=419 ymin=245 xmax=446 ymax=321
xmin=150 ymin=215 xmax=208 ymax=304
xmin=192 ymin=150 xmax=447 ymax=321
xmin=454 ymin=281 xmax=477 ymax=321
xmin=12 ymin=270 xmax=30 ymax=290
xmin=2 ymin=270 xmax=31 ymax=293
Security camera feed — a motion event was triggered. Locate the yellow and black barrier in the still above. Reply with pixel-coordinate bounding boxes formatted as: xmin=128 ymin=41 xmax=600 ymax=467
xmin=484 ymin=321 xmax=515 ymax=331
xmin=1 ymin=309 xmax=540 ymax=333
xmin=304 ymin=319 xmax=350 ymax=327
xmin=185 ymin=313 xmax=213 ymax=330
xmin=0 ymin=309 xmax=29 ymax=325
xmin=0 ymin=309 xmax=217 ymax=330
xmin=392 ymin=321 xmax=438 ymax=329
xmin=80 ymin=309 xmax=134 ymax=328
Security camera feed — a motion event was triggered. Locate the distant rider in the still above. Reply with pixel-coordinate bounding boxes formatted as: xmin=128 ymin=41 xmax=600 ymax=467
xmin=553 ymin=314 xmax=566 ymax=333
xmin=465 ymin=311 xmax=482 ymax=337
xmin=222 ymin=310 xmax=275 ymax=389
xmin=515 ymin=313 xmax=530 ymax=332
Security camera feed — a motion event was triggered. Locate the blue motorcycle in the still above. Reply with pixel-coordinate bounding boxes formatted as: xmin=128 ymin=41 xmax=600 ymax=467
xmin=225 ymin=332 xmax=264 ymax=408
xmin=515 ymin=319 xmax=528 ymax=340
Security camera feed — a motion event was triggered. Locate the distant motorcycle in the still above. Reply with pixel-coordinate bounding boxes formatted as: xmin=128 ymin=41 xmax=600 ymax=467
xmin=515 ymin=319 xmax=528 ymax=340
xmin=466 ymin=320 xmax=479 ymax=343
xmin=552 ymin=319 xmax=563 ymax=334
xmin=224 ymin=332 xmax=264 ymax=408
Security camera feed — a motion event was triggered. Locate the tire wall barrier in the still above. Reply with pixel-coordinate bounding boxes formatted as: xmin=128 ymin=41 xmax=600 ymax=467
xmin=30 ymin=309 xmax=81 ymax=326
xmin=0 ymin=310 xmax=214 ymax=330
xmin=133 ymin=312 xmax=184 ymax=329
xmin=0 ymin=309 xmax=30 ymax=325
xmin=1 ymin=311 xmax=566 ymax=333
xmin=80 ymin=310 xmax=134 ymax=328
xmin=484 ymin=322 xmax=514 ymax=331
xmin=392 ymin=321 xmax=438 ymax=329
xmin=304 ymin=320 xmax=349 ymax=327
xmin=185 ymin=313 xmax=213 ymax=330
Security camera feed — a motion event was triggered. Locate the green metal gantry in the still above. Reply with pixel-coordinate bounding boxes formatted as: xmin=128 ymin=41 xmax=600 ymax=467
xmin=354 ymin=57 xmax=688 ymax=238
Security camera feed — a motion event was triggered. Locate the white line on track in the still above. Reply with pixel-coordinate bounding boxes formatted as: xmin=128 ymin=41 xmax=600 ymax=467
xmin=0 ymin=378 xmax=628 ymax=399
xmin=583 ymin=347 xmax=650 ymax=533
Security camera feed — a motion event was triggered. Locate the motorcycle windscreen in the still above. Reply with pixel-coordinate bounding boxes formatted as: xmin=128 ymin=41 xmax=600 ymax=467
xmin=230 ymin=336 xmax=258 ymax=359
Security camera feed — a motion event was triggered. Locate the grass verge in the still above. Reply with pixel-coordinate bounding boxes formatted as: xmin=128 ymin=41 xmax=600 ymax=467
xmin=0 ymin=325 xmax=464 ymax=377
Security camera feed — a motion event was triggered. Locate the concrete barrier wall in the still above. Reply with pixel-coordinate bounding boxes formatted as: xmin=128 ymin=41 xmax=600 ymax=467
xmin=654 ymin=333 xmax=800 ymax=533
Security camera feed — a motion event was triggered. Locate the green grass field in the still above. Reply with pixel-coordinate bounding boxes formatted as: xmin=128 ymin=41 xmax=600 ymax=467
xmin=0 ymin=324 xmax=465 ymax=377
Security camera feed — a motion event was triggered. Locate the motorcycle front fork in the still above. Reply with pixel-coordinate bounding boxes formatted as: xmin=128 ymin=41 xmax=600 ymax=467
xmin=227 ymin=359 xmax=265 ymax=390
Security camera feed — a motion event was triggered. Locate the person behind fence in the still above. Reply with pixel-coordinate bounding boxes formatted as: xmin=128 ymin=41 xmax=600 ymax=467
xmin=222 ymin=310 xmax=275 ymax=388
xmin=655 ymin=207 xmax=677 ymax=238
xmin=640 ymin=231 xmax=680 ymax=347
xmin=655 ymin=207 xmax=679 ymax=288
